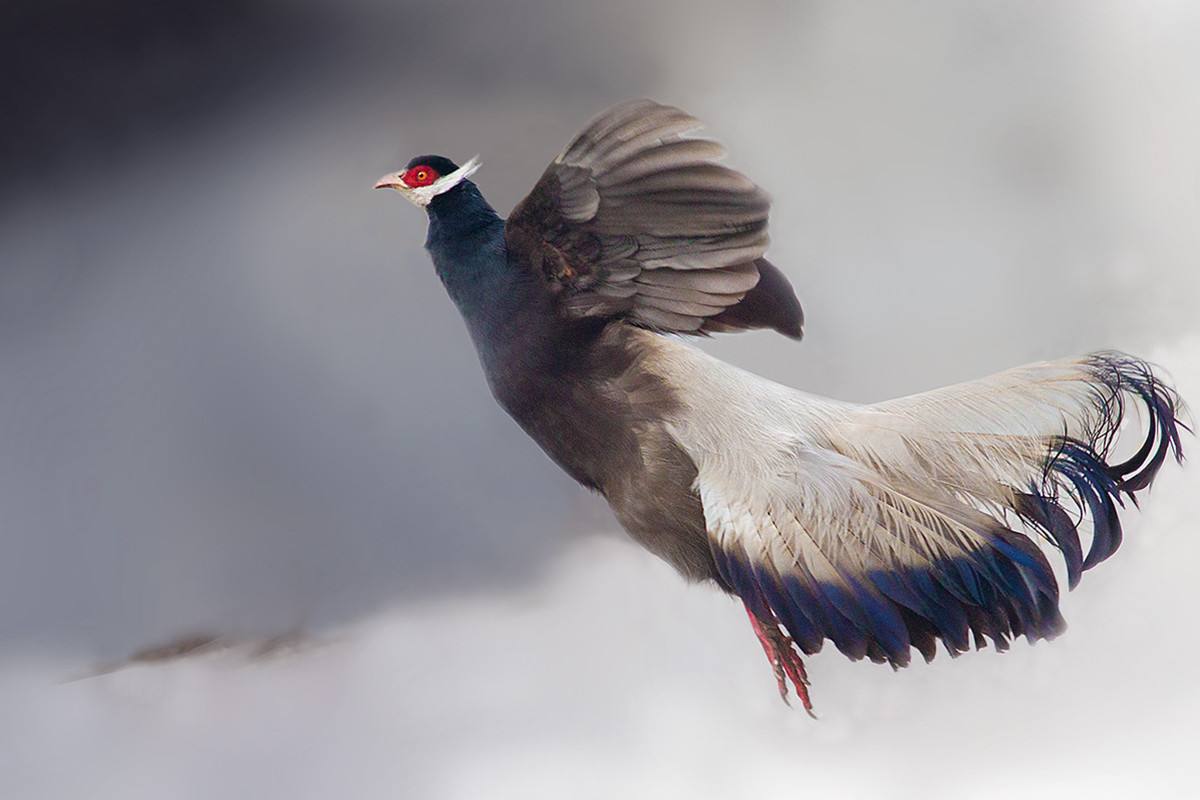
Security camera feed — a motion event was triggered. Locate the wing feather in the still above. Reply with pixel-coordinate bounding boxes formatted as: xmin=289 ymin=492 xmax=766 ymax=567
xmin=505 ymin=100 xmax=803 ymax=337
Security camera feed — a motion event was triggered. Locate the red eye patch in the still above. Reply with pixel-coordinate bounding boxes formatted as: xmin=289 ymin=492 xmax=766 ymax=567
xmin=402 ymin=165 xmax=440 ymax=187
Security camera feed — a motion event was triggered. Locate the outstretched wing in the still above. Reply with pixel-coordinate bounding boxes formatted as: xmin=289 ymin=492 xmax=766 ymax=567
xmin=657 ymin=346 xmax=1185 ymax=665
xmin=505 ymin=99 xmax=803 ymax=338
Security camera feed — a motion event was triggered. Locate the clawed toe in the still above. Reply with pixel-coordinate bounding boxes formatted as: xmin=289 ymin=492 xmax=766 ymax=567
xmin=744 ymin=603 xmax=817 ymax=716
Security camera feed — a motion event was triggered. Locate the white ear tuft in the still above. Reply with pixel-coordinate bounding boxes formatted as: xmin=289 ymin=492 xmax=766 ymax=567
xmin=457 ymin=155 xmax=482 ymax=181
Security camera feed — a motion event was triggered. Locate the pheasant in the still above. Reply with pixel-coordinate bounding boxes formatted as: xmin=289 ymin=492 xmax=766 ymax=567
xmin=375 ymin=100 xmax=1185 ymax=713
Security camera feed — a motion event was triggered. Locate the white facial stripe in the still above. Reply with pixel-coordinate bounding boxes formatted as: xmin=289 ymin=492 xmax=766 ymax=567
xmin=407 ymin=156 xmax=482 ymax=206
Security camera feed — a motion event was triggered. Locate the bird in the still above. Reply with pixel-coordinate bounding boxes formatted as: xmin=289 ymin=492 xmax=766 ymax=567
xmin=375 ymin=99 xmax=1186 ymax=714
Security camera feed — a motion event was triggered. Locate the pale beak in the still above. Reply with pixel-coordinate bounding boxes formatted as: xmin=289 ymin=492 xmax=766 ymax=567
xmin=374 ymin=172 xmax=405 ymax=190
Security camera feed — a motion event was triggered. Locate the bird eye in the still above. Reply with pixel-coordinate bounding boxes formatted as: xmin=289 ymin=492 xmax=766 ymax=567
xmin=402 ymin=165 xmax=439 ymax=187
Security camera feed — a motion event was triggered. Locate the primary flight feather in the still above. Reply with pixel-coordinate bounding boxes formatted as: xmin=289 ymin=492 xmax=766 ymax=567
xmin=375 ymin=100 xmax=1185 ymax=714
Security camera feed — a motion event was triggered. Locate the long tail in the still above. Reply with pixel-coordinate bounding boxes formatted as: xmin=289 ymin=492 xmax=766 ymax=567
xmin=691 ymin=350 xmax=1187 ymax=665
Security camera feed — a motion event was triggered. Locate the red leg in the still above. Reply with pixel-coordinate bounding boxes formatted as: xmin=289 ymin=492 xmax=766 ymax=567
xmin=745 ymin=603 xmax=817 ymax=717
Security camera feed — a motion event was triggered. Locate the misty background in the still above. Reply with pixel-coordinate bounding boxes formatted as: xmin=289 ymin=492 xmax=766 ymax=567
xmin=2 ymin=1 xmax=1198 ymax=797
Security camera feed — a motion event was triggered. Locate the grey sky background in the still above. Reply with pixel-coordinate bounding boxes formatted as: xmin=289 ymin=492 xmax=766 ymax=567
xmin=2 ymin=1 xmax=1199 ymax=797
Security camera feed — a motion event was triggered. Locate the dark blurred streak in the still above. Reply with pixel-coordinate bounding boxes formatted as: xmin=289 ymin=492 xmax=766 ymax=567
xmin=0 ymin=0 xmax=334 ymax=198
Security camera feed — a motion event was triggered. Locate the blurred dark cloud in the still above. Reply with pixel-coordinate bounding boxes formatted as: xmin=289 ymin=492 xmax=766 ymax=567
xmin=0 ymin=0 xmax=339 ymax=198
xmin=0 ymin=0 xmax=664 ymax=201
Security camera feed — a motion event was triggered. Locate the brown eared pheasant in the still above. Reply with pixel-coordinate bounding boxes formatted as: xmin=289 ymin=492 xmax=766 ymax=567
xmin=375 ymin=100 xmax=1186 ymax=714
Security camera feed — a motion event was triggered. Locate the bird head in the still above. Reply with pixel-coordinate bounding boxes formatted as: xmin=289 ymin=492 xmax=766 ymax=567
xmin=373 ymin=154 xmax=481 ymax=207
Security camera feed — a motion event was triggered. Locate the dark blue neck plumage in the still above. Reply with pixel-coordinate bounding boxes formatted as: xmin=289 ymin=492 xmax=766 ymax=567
xmin=423 ymin=181 xmax=527 ymax=348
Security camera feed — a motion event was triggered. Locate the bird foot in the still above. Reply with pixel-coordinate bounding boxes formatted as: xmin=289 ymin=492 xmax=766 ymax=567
xmin=745 ymin=604 xmax=816 ymax=717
